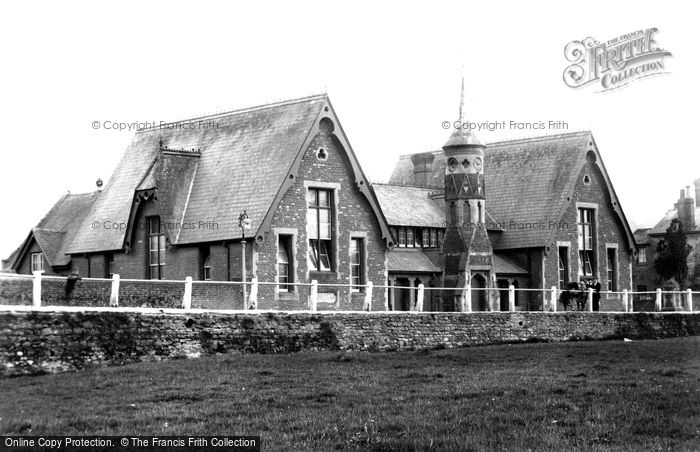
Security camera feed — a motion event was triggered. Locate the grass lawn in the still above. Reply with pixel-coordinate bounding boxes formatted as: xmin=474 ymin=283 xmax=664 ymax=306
xmin=1 ymin=337 xmax=699 ymax=451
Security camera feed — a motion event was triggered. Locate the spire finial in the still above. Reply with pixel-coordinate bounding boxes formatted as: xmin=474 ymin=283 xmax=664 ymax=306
xmin=458 ymin=67 xmax=465 ymax=123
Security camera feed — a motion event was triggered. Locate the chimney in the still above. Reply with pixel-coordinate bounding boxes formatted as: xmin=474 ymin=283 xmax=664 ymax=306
xmin=694 ymin=178 xmax=700 ymax=207
xmin=677 ymin=185 xmax=696 ymax=231
xmin=410 ymin=152 xmax=435 ymax=188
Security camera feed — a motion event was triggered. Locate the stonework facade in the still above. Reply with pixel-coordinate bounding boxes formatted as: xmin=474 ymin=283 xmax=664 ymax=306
xmin=5 ymin=94 xmax=638 ymax=313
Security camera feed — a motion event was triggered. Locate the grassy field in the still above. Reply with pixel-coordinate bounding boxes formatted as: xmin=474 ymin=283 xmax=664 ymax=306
xmin=1 ymin=338 xmax=699 ymax=451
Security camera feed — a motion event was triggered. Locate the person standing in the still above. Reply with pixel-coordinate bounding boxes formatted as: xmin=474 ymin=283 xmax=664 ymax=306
xmin=64 ymin=268 xmax=82 ymax=304
xmin=592 ymin=278 xmax=602 ymax=312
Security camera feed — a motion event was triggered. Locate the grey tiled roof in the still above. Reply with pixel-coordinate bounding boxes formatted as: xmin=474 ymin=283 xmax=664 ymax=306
xmin=492 ymin=253 xmax=528 ymax=275
xmin=10 ymin=192 xmax=99 ymax=268
xmin=633 ymin=228 xmax=651 ymax=245
xmin=387 ymin=249 xmax=440 ymax=273
xmin=372 ymin=184 xmax=445 ymax=227
xmin=66 ymin=95 xmax=327 ymax=253
xmin=649 ymin=209 xmax=700 ymax=235
xmin=387 ymin=131 xmax=633 ymax=250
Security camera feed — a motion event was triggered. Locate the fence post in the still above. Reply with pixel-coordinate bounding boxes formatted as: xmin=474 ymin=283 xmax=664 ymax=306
xmin=655 ymin=288 xmax=662 ymax=312
xmin=587 ymin=288 xmax=594 ymax=312
xmin=463 ymin=282 xmax=472 ymax=313
xmin=309 ymin=280 xmax=318 ymax=311
xmin=622 ymin=289 xmax=629 ymax=313
xmin=248 ymin=277 xmax=258 ymax=310
xmin=32 ymin=270 xmax=42 ymax=307
xmin=550 ymin=286 xmax=557 ymax=312
xmin=508 ymin=284 xmax=515 ymax=312
xmin=109 ymin=274 xmax=120 ymax=307
xmin=687 ymin=289 xmax=693 ymax=312
xmin=363 ymin=281 xmax=373 ymax=311
xmin=182 ymin=276 xmax=192 ymax=310
xmin=416 ymin=283 xmax=424 ymax=312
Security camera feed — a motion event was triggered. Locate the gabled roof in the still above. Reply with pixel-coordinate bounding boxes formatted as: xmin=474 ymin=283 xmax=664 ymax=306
xmin=66 ymin=94 xmax=393 ymax=253
xmin=66 ymin=95 xmax=328 ymax=253
xmin=649 ymin=208 xmax=700 ymax=235
xmin=11 ymin=192 xmax=99 ymax=269
xmin=388 ymin=131 xmax=636 ymax=251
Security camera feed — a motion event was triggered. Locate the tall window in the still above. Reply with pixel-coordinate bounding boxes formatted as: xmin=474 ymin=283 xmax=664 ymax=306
xmin=437 ymin=229 xmax=443 ymax=247
xmin=577 ymin=208 xmax=595 ymax=277
xmin=148 ymin=217 xmax=166 ymax=279
xmin=607 ymin=248 xmax=617 ymax=291
xmin=307 ymin=189 xmax=333 ymax=271
xmin=105 ymin=253 xmax=114 ymax=278
xmin=350 ymin=238 xmax=364 ymax=291
xmin=278 ymin=235 xmax=293 ymax=291
xmin=397 ymin=228 xmax=406 ymax=247
xmin=200 ymin=246 xmax=211 ymax=281
xmin=638 ymin=248 xmax=647 ymax=264
xmin=31 ymin=252 xmax=43 ymax=272
xmin=422 ymin=229 xmax=430 ymax=248
xmin=558 ymin=247 xmax=569 ymax=289
xmin=430 ymin=229 xmax=438 ymax=248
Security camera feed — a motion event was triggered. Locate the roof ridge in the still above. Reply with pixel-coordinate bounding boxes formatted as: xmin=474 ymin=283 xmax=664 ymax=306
xmin=397 ymin=131 xmax=593 ymax=158
xmin=373 ymin=182 xmax=444 ymax=190
xmin=135 ymin=92 xmax=328 ymax=133
xmin=484 ymin=130 xmax=592 ymax=146
xmin=33 ymin=227 xmax=65 ymax=233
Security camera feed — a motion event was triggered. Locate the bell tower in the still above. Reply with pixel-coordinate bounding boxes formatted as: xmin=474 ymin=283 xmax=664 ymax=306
xmin=441 ymin=77 xmax=496 ymax=311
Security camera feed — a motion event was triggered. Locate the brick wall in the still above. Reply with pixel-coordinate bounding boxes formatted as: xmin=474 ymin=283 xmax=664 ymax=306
xmin=255 ymin=129 xmax=387 ymax=310
xmin=1 ymin=310 xmax=697 ymax=376
xmin=54 ymin=129 xmax=387 ymax=309
xmin=545 ymin=161 xmax=634 ymax=299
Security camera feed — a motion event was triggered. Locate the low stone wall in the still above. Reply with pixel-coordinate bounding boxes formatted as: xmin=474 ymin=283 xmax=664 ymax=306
xmin=1 ymin=310 xmax=698 ymax=376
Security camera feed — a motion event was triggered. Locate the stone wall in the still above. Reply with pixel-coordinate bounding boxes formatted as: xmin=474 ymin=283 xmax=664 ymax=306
xmin=1 ymin=310 xmax=697 ymax=376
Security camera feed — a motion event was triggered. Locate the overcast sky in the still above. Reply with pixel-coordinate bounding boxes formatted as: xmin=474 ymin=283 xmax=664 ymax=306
xmin=1 ymin=1 xmax=697 ymax=259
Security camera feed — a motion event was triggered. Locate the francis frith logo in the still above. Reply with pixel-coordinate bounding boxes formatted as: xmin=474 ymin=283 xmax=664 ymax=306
xmin=563 ymin=27 xmax=672 ymax=92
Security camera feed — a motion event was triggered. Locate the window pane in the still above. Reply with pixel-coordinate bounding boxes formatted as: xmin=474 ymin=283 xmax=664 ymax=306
xmin=318 ymin=190 xmax=330 ymax=207
xmin=278 ymin=240 xmax=289 ymax=264
xmin=307 ymin=209 xmax=318 ymax=239
xmin=319 ymin=209 xmax=331 ymax=239
xmin=319 ymin=240 xmax=331 ymax=271
xmin=399 ymin=228 xmax=406 ymax=246
xmin=149 ymin=217 xmax=159 ymax=234
xmin=407 ymin=228 xmax=414 ymax=247
xmin=422 ymin=229 xmax=429 ymax=247
xmin=150 ymin=250 xmax=159 ymax=266
xmin=306 ymin=189 xmax=316 ymax=207
xmin=308 ymin=240 xmax=319 ymax=270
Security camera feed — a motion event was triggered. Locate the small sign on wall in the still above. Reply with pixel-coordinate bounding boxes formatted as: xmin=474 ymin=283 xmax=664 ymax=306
xmin=317 ymin=293 xmax=337 ymax=305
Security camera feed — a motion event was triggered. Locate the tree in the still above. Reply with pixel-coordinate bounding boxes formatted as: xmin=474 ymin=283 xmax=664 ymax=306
xmin=654 ymin=219 xmax=692 ymax=288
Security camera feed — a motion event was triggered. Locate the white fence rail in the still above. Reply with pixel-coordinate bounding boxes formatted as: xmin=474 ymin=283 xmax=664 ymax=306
xmin=0 ymin=272 xmax=697 ymax=312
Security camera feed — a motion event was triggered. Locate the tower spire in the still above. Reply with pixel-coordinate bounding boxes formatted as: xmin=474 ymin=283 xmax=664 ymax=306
xmin=458 ymin=68 xmax=465 ymax=124
xmin=444 ymin=73 xmax=481 ymax=147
